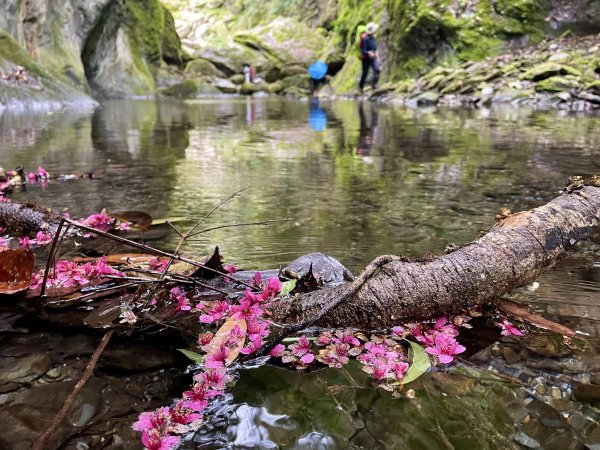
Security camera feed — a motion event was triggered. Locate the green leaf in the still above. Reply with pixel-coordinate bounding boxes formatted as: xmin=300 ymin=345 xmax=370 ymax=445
xmin=400 ymin=340 xmax=431 ymax=385
xmin=151 ymin=217 xmax=186 ymax=225
xmin=178 ymin=348 xmax=204 ymax=363
xmin=279 ymin=280 xmax=297 ymax=297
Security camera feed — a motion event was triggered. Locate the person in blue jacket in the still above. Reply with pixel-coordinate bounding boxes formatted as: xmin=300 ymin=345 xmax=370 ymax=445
xmin=359 ymin=22 xmax=381 ymax=93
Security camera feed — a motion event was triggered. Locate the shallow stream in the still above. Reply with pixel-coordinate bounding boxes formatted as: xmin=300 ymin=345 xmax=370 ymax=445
xmin=1 ymin=98 xmax=599 ymax=449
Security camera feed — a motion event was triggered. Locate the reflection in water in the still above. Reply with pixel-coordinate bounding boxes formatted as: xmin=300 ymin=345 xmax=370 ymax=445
xmin=309 ymin=98 xmax=327 ymax=131
xmin=356 ymin=101 xmax=377 ymax=157
xmin=1 ymin=99 xmax=600 ymax=448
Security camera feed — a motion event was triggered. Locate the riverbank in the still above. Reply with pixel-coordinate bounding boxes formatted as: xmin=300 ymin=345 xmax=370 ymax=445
xmin=373 ymin=33 xmax=600 ymax=111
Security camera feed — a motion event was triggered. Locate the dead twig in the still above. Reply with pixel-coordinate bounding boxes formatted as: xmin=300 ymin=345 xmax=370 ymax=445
xmin=61 ymin=218 xmax=254 ymax=290
xmin=160 ymin=187 xmax=249 ymax=279
xmin=41 ymin=218 xmax=66 ymax=297
xmin=32 ymin=329 xmax=114 ymax=450
xmin=187 ymin=219 xmax=291 ymax=239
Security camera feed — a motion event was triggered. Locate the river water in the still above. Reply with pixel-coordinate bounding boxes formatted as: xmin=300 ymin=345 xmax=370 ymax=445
xmin=1 ymin=98 xmax=599 ymax=449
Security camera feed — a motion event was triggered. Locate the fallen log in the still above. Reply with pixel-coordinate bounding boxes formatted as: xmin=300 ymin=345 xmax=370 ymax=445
xmin=267 ymin=185 xmax=600 ymax=329
xmin=2 ymin=184 xmax=599 ymax=336
xmin=0 ymin=201 xmax=60 ymax=233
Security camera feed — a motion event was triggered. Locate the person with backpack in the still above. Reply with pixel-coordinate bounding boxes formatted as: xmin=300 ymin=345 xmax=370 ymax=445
xmin=359 ymin=22 xmax=381 ymax=93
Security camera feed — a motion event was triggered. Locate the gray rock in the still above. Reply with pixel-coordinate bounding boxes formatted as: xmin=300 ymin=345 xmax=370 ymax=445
xmin=284 ymin=253 xmax=354 ymax=285
xmin=215 ymin=78 xmax=239 ymax=94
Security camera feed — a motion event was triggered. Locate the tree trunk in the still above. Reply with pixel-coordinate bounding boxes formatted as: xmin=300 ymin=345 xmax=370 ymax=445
xmin=268 ymin=186 xmax=600 ymax=329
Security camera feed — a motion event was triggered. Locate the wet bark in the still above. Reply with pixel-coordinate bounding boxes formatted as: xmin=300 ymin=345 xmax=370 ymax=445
xmin=0 ymin=201 xmax=60 ymax=234
xmin=268 ymin=186 xmax=600 ymax=329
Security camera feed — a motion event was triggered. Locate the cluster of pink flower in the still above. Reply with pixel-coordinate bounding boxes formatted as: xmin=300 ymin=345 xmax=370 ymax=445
xmin=135 ymin=275 xmax=284 ymax=448
xmin=500 ymin=319 xmax=524 ymax=336
xmin=0 ymin=229 xmax=53 ymax=251
xmin=29 ymin=256 xmax=123 ymax=289
xmin=170 ymin=287 xmax=191 ymax=312
xmin=136 ymin=266 xmax=526 ymax=449
xmin=27 ymin=166 xmax=49 ymax=184
xmin=133 ymin=398 xmax=205 ymax=450
xmin=358 ymin=341 xmax=410 ymax=381
xmin=408 ymin=317 xmax=466 ymax=364
xmin=78 ymin=209 xmax=130 ymax=234
xmin=149 ymin=258 xmax=170 ymax=273
xmin=18 ymin=230 xmax=53 ymax=249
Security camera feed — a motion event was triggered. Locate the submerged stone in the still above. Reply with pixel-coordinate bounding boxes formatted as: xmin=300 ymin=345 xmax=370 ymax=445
xmin=0 ymin=353 xmax=51 ymax=388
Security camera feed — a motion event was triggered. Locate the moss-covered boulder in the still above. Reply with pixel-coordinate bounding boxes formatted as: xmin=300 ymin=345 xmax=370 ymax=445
xmin=214 ymin=78 xmax=239 ymax=94
xmin=535 ymin=76 xmax=580 ymax=92
xmin=161 ymin=79 xmax=197 ymax=98
xmin=239 ymin=82 xmax=258 ymax=95
xmin=233 ymin=17 xmax=326 ymax=66
xmin=521 ymin=62 xmax=582 ymax=81
xmin=161 ymin=79 xmax=220 ymax=98
xmin=195 ymin=40 xmax=267 ymax=76
xmin=383 ymin=0 xmax=545 ymax=80
xmin=586 ymin=80 xmax=600 ymax=94
xmin=0 ymin=30 xmax=96 ymax=107
xmin=82 ymin=0 xmax=183 ymax=98
xmin=184 ymin=58 xmax=225 ymax=79
xmin=267 ymin=81 xmax=283 ymax=94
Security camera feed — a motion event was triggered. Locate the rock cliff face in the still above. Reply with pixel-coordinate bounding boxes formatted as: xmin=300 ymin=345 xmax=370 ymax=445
xmin=0 ymin=0 xmax=598 ymax=104
xmin=0 ymin=0 xmax=182 ymax=105
xmin=163 ymin=0 xmax=600 ymax=97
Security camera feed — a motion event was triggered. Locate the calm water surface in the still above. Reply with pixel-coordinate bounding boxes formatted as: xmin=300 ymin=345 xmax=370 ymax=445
xmin=1 ymin=98 xmax=599 ymax=449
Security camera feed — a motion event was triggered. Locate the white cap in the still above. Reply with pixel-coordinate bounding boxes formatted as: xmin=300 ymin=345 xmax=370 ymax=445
xmin=366 ymin=22 xmax=379 ymax=34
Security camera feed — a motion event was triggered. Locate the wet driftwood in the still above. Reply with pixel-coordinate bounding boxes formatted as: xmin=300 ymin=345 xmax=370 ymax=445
xmin=267 ymin=185 xmax=600 ymax=330
xmin=1 ymin=185 xmax=600 ymax=336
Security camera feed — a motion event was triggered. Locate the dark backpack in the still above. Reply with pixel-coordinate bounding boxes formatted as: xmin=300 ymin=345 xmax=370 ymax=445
xmin=359 ymin=31 xmax=367 ymax=59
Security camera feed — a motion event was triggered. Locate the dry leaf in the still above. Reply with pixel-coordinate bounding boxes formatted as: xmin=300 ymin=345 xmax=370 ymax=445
xmin=500 ymin=299 xmax=576 ymax=337
xmin=204 ymin=316 xmax=247 ymax=364
xmin=0 ymin=248 xmax=35 ymax=295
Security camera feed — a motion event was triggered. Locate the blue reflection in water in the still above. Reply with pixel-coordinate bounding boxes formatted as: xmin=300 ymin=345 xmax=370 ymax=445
xmin=309 ymin=99 xmax=327 ymax=132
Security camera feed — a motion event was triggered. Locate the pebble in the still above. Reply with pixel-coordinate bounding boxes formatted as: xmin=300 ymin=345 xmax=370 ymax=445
xmin=513 ymin=431 xmax=541 ymax=448
xmin=46 ymin=368 xmax=61 ymax=379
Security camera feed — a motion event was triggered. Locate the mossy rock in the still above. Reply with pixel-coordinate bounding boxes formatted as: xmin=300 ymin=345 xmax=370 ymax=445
xmin=421 ymin=65 xmax=454 ymax=82
xmin=267 ymin=81 xmax=283 ymax=94
xmin=521 ymin=63 xmax=582 ymax=81
xmin=233 ymin=17 xmax=326 ymax=66
xmin=412 ymin=91 xmax=440 ymax=106
xmin=81 ymin=0 xmax=184 ymax=98
xmin=281 ymin=74 xmax=310 ymax=90
xmin=330 ymin=53 xmax=361 ymax=94
xmin=281 ymin=85 xmax=307 ymax=97
xmin=240 ymin=82 xmax=262 ymax=95
xmin=184 ymin=59 xmax=224 ymax=78
xmin=422 ymin=73 xmax=445 ymax=90
xmin=535 ymin=76 xmax=580 ymax=92
xmin=264 ymin=66 xmax=282 ymax=83
xmin=383 ymin=0 xmax=546 ymax=80
xmin=492 ymin=88 xmax=530 ymax=103
xmin=585 ymin=80 xmax=600 ymax=94
xmin=161 ymin=79 xmax=200 ymax=98
xmin=0 ymin=30 xmax=94 ymax=106
xmin=196 ymin=41 xmax=267 ymax=76
xmin=229 ymin=74 xmax=245 ymax=85
xmin=214 ymin=78 xmax=239 ymax=94
xmin=280 ymin=64 xmax=309 ymax=78
xmin=393 ymin=80 xmax=415 ymax=94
